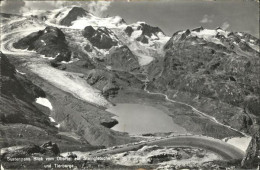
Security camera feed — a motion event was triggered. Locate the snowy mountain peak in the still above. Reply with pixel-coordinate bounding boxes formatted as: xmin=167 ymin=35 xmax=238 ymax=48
xmin=165 ymin=27 xmax=260 ymax=54
xmin=168 ymin=27 xmax=230 ymax=44
xmin=59 ymin=7 xmax=89 ymax=26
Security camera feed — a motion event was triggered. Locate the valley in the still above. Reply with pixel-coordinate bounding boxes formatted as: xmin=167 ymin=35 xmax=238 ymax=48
xmin=0 ymin=5 xmax=259 ymax=169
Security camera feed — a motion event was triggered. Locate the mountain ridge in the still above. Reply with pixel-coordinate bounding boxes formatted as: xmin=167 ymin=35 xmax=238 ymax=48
xmin=1 ymin=6 xmax=259 ymax=168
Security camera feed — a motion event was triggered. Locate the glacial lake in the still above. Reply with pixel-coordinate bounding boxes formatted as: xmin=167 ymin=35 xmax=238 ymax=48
xmin=106 ymin=103 xmax=186 ymax=135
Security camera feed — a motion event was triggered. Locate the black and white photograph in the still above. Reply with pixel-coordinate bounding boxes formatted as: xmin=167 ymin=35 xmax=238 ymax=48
xmin=0 ymin=0 xmax=259 ymax=169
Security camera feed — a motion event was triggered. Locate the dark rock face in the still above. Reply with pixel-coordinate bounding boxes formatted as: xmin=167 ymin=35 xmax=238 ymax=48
xmin=100 ymin=119 xmax=118 ymax=128
xmin=0 ymin=52 xmax=51 ymax=128
xmin=137 ymin=23 xmax=164 ymax=37
xmin=13 ymin=26 xmax=71 ymax=62
xmin=60 ymin=7 xmax=88 ymax=26
xmin=136 ymin=35 xmax=149 ymax=44
xmin=149 ymin=154 xmax=172 ymax=164
xmin=1 ymin=51 xmax=16 ymax=77
xmin=135 ymin=23 xmax=165 ymax=43
xmin=0 ymin=52 xmax=45 ymax=102
xmin=82 ymin=26 xmax=118 ymax=49
xmin=149 ymin=28 xmax=260 ymax=133
xmin=105 ymin=45 xmax=140 ymax=72
xmin=192 ymin=26 xmax=204 ymax=32
xmin=83 ymin=26 xmax=95 ymax=38
xmin=84 ymin=44 xmax=93 ymax=52
xmin=124 ymin=26 xmax=134 ymax=36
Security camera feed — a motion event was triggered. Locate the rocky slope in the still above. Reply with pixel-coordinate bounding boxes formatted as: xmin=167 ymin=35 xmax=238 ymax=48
xmin=0 ymin=51 xmax=50 ymax=126
xmin=86 ymin=69 xmax=143 ymax=99
xmin=105 ymin=45 xmax=140 ymax=72
xmin=0 ymin=52 xmax=105 ymax=154
xmin=128 ymin=22 xmax=165 ymax=44
xmin=13 ymin=26 xmax=72 ymax=62
xmin=146 ymin=27 xmax=260 ymax=167
xmin=148 ymin=27 xmax=260 ymax=135
xmin=1 ymin=6 xmax=260 ymax=169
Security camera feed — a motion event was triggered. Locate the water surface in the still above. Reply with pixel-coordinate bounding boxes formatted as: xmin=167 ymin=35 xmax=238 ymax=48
xmin=106 ymin=103 xmax=186 ymax=135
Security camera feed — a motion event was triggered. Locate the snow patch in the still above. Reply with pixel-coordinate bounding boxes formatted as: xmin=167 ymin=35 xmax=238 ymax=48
xmin=190 ymin=29 xmax=225 ymax=45
xmin=49 ymin=116 xmax=60 ymax=128
xmin=71 ymin=14 xmax=126 ymax=29
xmin=138 ymin=55 xmax=154 ymax=66
xmin=151 ymin=33 xmax=159 ymax=40
xmin=40 ymin=54 xmax=55 ymax=60
xmin=55 ymin=53 xmax=60 ymax=57
xmin=61 ymin=58 xmax=79 ymax=64
xmin=36 ymin=97 xmax=53 ymax=110
xmin=237 ymin=32 xmax=243 ymax=36
xmin=131 ymin=30 xmax=142 ymax=39
xmin=248 ymin=42 xmax=259 ymax=52
xmin=222 ymin=136 xmax=252 ymax=152
xmin=40 ymin=40 xmax=46 ymax=46
xmin=106 ymin=66 xmax=112 ymax=70
xmin=49 ymin=117 xmax=56 ymax=122
xmin=16 ymin=69 xmax=26 ymax=75
xmin=55 ymin=124 xmax=61 ymax=128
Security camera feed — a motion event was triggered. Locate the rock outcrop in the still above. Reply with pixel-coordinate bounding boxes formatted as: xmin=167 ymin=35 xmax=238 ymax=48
xmin=134 ymin=23 xmax=165 ymax=44
xmin=13 ymin=26 xmax=71 ymax=62
xmin=149 ymin=28 xmax=260 ymax=134
xmin=0 ymin=52 xmax=51 ymax=128
xmin=137 ymin=23 xmax=164 ymax=37
xmin=82 ymin=26 xmax=118 ymax=49
xmin=86 ymin=69 xmax=142 ymax=99
xmin=124 ymin=26 xmax=134 ymax=36
xmin=105 ymin=45 xmax=140 ymax=72
xmin=100 ymin=118 xmax=118 ymax=128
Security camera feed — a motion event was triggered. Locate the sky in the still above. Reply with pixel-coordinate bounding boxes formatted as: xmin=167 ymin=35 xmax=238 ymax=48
xmin=0 ymin=0 xmax=259 ymax=37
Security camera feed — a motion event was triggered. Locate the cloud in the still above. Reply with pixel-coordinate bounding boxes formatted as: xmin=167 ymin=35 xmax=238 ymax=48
xmin=200 ymin=14 xmax=214 ymax=23
xmin=20 ymin=1 xmax=67 ymax=13
xmin=0 ymin=0 xmax=25 ymax=14
xmin=62 ymin=1 xmax=112 ymax=17
xmin=221 ymin=22 xmax=230 ymax=30
xmin=1 ymin=0 xmax=112 ymax=17
xmin=83 ymin=1 xmax=112 ymax=17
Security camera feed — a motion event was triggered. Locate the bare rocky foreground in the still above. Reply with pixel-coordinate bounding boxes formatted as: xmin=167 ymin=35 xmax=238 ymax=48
xmin=0 ymin=6 xmax=259 ymax=169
